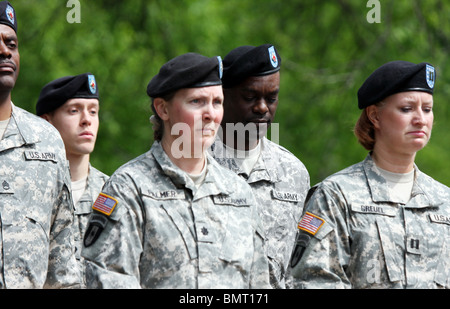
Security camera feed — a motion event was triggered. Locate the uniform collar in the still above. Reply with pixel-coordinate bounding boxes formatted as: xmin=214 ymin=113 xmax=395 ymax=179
xmin=363 ymin=154 xmax=439 ymax=208
xmin=210 ymin=137 xmax=280 ymax=183
xmin=0 ymin=104 xmax=40 ymax=152
xmin=151 ymin=141 xmax=232 ymax=199
xmin=77 ymin=164 xmax=108 ymax=203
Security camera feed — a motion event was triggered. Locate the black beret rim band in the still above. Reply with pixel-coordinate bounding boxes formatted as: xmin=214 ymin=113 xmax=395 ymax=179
xmin=70 ymin=95 xmax=100 ymax=99
xmin=252 ymin=67 xmax=281 ymax=77
xmin=150 ymin=81 xmax=223 ymax=98
xmin=223 ymin=67 xmax=281 ymax=88
xmin=359 ymin=87 xmax=434 ymax=109
xmin=191 ymin=81 xmax=222 ymax=88
xmin=0 ymin=20 xmax=15 ymax=32
xmin=395 ymin=87 xmax=433 ymax=94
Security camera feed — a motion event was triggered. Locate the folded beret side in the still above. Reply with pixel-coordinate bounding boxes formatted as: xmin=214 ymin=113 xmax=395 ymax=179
xmin=36 ymin=73 xmax=99 ymax=115
xmin=0 ymin=1 xmax=17 ymax=33
xmin=146 ymin=53 xmax=223 ymax=98
xmin=222 ymin=44 xmax=281 ymax=88
xmin=357 ymin=61 xmax=436 ymax=109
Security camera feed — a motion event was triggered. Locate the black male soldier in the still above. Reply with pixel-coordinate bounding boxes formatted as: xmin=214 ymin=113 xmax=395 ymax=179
xmin=210 ymin=44 xmax=310 ymax=288
xmin=0 ymin=1 xmax=80 ymax=288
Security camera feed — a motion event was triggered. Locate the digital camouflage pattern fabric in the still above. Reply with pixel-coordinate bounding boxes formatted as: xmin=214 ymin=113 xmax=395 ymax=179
xmin=0 ymin=104 xmax=80 ymax=288
xmin=290 ymin=155 xmax=450 ymax=289
xmin=210 ymin=137 xmax=310 ymax=288
xmin=82 ymin=141 xmax=270 ymax=289
xmin=72 ymin=165 xmax=108 ymax=288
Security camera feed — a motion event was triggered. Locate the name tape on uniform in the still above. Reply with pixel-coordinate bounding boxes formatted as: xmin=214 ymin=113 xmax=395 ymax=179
xmin=271 ymin=190 xmax=300 ymax=202
xmin=429 ymin=214 xmax=450 ymax=225
xmin=24 ymin=151 xmax=57 ymax=163
xmin=213 ymin=195 xmax=249 ymax=207
xmin=146 ymin=190 xmax=185 ymax=200
xmin=351 ymin=204 xmax=396 ymax=217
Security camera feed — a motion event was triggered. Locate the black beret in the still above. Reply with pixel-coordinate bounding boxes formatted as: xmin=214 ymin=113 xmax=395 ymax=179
xmin=146 ymin=53 xmax=223 ymax=98
xmin=36 ymin=73 xmax=99 ymax=116
xmin=0 ymin=1 xmax=17 ymax=33
xmin=222 ymin=44 xmax=281 ymax=88
xmin=357 ymin=61 xmax=436 ymax=109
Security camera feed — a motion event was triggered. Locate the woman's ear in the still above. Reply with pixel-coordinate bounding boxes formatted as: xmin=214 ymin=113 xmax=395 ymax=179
xmin=153 ymin=98 xmax=169 ymax=121
xmin=366 ymin=105 xmax=380 ymax=129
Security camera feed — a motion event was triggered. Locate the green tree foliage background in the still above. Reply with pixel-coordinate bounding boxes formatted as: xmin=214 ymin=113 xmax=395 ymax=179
xmin=11 ymin=0 xmax=450 ymax=186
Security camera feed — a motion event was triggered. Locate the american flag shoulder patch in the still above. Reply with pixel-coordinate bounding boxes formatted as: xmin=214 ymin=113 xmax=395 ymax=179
xmin=92 ymin=193 xmax=118 ymax=216
xmin=298 ymin=212 xmax=325 ymax=235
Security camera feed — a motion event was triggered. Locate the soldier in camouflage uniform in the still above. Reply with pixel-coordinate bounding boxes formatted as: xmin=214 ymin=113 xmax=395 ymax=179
xmin=290 ymin=61 xmax=450 ymax=288
xmin=0 ymin=1 xmax=80 ymax=288
xmin=82 ymin=53 xmax=270 ymax=288
xmin=210 ymin=44 xmax=310 ymax=288
xmin=36 ymin=73 xmax=109 ymax=287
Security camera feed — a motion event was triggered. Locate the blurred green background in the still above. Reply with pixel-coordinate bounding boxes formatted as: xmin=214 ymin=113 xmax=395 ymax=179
xmin=12 ymin=0 xmax=449 ymax=186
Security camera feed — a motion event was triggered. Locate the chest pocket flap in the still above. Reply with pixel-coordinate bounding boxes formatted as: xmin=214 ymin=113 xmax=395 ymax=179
xmin=160 ymin=204 xmax=198 ymax=260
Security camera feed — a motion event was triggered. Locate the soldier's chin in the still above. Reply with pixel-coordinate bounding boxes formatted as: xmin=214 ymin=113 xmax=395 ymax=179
xmin=202 ymin=136 xmax=216 ymax=149
xmin=0 ymin=75 xmax=16 ymax=91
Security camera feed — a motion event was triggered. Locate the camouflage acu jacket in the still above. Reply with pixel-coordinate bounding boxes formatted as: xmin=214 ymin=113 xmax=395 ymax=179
xmin=0 ymin=104 xmax=80 ymax=288
xmin=82 ymin=141 xmax=270 ymax=289
xmin=290 ymin=154 xmax=450 ymax=289
xmin=210 ymin=137 xmax=310 ymax=288
xmin=72 ymin=165 xmax=108 ymax=287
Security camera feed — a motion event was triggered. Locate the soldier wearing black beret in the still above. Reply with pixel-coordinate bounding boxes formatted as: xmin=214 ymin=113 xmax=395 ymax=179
xmin=355 ymin=60 xmax=436 ymax=149
xmin=0 ymin=1 xmax=81 ymax=288
xmin=147 ymin=52 xmax=223 ymax=141
xmin=0 ymin=1 xmax=18 ymax=100
xmin=82 ymin=52 xmax=271 ymax=288
xmin=209 ymin=44 xmax=310 ymax=288
xmin=37 ymin=73 xmax=108 ymax=288
xmin=289 ymin=60 xmax=450 ymax=289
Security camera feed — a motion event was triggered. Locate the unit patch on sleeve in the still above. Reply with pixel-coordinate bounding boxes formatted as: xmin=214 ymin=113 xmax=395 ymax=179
xmin=298 ymin=212 xmax=325 ymax=235
xmin=92 ymin=193 xmax=118 ymax=216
